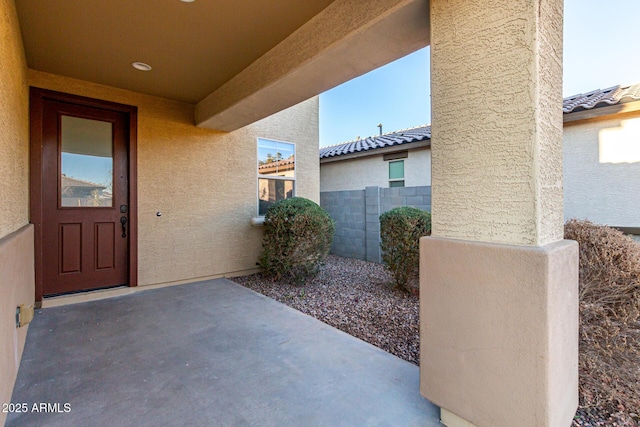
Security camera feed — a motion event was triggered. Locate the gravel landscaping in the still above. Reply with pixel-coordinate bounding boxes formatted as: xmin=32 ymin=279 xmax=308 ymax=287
xmin=231 ymin=254 xmax=636 ymax=427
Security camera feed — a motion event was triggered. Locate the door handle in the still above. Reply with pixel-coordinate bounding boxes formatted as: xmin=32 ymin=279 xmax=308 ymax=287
xmin=120 ymin=216 xmax=128 ymax=238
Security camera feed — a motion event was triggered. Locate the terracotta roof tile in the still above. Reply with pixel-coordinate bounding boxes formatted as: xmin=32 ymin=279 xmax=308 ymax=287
xmin=319 ymin=125 xmax=431 ymax=159
xmin=258 ymin=158 xmax=295 ymax=171
xmin=563 ymin=82 xmax=640 ymax=113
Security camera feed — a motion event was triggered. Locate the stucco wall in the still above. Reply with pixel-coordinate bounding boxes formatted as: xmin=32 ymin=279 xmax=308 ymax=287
xmin=430 ymin=0 xmax=564 ymax=246
xmin=421 ymin=237 xmax=578 ymax=427
xmin=0 ymin=0 xmax=33 ymax=424
xmin=0 ymin=226 xmax=35 ymax=424
xmin=564 ymin=114 xmax=640 ymax=227
xmin=424 ymin=1 xmax=575 ymax=426
xmin=29 ymin=70 xmax=319 ymax=287
xmin=320 ymin=147 xmax=430 ymax=192
xmin=0 ymin=0 xmax=29 ymax=237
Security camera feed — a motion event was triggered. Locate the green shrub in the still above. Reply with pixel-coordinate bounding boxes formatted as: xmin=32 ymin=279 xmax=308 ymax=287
xmin=380 ymin=207 xmax=431 ymax=291
xmin=258 ymin=197 xmax=335 ymax=284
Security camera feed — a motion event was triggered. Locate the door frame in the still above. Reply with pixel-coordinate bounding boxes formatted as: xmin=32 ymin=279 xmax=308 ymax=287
xmin=30 ymin=88 xmax=138 ymax=303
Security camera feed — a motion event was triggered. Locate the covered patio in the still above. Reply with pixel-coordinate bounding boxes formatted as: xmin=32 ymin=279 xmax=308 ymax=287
xmin=1 ymin=0 xmax=578 ymax=425
xmin=7 ymin=280 xmax=439 ymax=426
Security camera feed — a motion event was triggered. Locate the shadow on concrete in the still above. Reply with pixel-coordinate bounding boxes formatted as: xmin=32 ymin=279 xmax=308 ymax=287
xmin=8 ymin=279 xmax=440 ymax=426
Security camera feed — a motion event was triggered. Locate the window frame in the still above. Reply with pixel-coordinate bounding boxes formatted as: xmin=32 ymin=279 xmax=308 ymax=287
xmin=256 ymin=137 xmax=296 ymax=216
xmin=388 ymin=159 xmax=405 ymax=188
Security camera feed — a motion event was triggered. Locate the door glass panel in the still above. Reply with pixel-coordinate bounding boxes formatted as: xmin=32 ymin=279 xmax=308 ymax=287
xmin=60 ymin=115 xmax=113 ymax=207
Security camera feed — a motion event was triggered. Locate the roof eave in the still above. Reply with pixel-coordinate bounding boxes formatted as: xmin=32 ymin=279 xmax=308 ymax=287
xmin=564 ymin=99 xmax=640 ymax=125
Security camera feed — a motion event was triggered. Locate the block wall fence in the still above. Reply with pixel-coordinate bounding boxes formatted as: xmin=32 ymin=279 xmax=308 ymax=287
xmin=320 ymin=186 xmax=432 ymax=263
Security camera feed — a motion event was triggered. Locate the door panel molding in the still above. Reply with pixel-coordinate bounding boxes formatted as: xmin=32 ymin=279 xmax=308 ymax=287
xmin=95 ymin=222 xmax=116 ymax=270
xmin=59 ymin=223 xmax=82 ymax=274
xmin=30 ymin=88 xmax=138 ymax=303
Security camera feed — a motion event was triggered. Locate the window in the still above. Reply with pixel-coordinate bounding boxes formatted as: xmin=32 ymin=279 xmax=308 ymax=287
xmin=60 ymin=116 xmax=113 ymax=207
xmin=389 ymin=160 xmax=404 ymax=187
xmin=257 ymin=138 xmax=295 ymax=216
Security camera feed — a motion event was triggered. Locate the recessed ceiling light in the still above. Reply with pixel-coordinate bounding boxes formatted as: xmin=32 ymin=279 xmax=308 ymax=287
xmin=180 ymin=0 xmax=195 ymax=2
xmin=132 ymin=62 xmax=152 ymax=71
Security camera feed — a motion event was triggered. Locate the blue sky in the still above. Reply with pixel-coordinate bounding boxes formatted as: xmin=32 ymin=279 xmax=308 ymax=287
xmin=319 ymin=0 xmax=640 ymax=148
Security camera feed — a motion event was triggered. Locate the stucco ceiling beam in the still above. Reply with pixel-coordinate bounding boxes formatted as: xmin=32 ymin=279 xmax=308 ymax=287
xmin=195 ymin=0 xmax=430 ymax=131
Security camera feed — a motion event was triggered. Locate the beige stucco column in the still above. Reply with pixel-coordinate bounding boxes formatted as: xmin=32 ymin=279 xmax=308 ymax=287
xmin=421 ymin=1 xmax=578 ymax=427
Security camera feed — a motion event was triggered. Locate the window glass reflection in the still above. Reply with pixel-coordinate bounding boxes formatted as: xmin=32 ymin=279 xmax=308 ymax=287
xmin=258 ymin=139 xmax=295 ymax=177
xmin=60 ymin=116 xmax=113 ymax=207
xmin=258 ymin=179 xmax=295 ymax=216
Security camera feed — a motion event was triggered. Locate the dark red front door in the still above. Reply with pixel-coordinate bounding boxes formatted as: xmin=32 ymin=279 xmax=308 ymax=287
xmin=40 ymin=99 xmax=130 ymax=295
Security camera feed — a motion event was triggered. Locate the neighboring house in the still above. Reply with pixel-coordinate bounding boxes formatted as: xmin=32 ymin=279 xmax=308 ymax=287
xmin=320 ymin=126 xmax=431 ymax=191
xmin=563 ymin=83 xmax=640 ymax=235
xmin=320 ymin=82 xmax=640 ymax=234
xmin=319 ymin=126 xmax=433 ymax=263
xmin=61 ymin=175 xmax=110 ymax=207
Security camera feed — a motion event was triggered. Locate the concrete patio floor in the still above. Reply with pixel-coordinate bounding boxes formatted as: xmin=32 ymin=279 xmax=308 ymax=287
xmin=7 ymin=279 xmax=440 ymax=427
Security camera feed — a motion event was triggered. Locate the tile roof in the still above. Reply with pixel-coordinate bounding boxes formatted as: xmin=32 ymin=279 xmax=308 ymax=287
xmin=61 ymin=175 xmax=106 ymax=189
xmin=320 ymin=82 xmax=640 ymax=159
xmin=562 ymin=82 xmax=640 ymax=113
xmin=258 ymin=157 xmax=295 ymax=171
xmin=319 ymin=125 xmax=431 ymax=159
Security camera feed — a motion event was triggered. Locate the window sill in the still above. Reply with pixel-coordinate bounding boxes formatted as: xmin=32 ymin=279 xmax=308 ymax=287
xmin=250 ymin=217 xmax=265 ymax=226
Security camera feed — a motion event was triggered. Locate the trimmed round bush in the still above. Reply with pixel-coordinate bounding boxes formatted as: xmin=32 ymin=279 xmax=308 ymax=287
xmin=258 ymin=197 xmax=335 ymax=284
xmin=380 ymin=206 xmax=431 ymax=291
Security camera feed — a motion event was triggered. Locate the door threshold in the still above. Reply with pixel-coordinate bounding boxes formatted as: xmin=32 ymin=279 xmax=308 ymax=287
xmin=42 ymin=285 xmax=132 ymax=308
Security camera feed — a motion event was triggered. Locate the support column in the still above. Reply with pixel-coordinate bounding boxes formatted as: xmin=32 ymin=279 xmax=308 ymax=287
xmin=421 ymin=1 xmax=578 ymax=427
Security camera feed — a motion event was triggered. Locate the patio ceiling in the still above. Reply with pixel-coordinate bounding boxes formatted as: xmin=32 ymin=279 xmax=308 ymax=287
xmin=16 ymin=0 xmax=334 ymax=104
xmin=15 ymin=0 xmax=430 ymax=131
